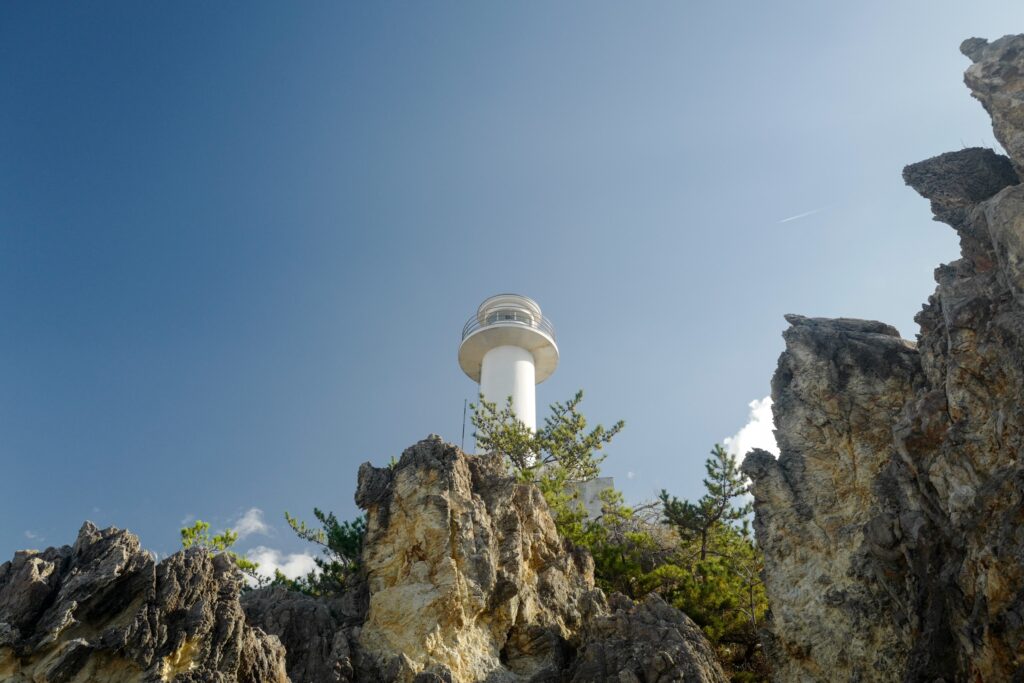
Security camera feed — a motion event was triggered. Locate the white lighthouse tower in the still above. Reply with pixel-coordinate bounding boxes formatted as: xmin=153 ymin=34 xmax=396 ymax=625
xmin=458 ymin=294 xmax=558 ymax=439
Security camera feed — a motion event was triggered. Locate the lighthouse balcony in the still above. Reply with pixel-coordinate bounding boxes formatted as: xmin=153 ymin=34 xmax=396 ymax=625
xmin=457 ymin=295 xmax=559 ymax=384
xmin=460 ymin=308 xmax=556 ymax=343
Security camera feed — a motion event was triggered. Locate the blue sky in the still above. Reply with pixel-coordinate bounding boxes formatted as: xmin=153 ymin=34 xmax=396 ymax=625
xmin=2 ymin=2 xmax=1019 ymax=568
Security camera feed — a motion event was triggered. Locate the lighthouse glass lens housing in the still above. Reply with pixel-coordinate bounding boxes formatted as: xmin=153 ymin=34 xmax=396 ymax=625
xmin=486 ymin=309 xmax=535 ymax=326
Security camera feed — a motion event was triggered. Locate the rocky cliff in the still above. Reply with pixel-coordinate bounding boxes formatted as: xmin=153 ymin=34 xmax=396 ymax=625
xmin=352 ymin=436 xmax=604 ymax=682
xmin=327 ymin=435 xmax=726 ymax=683
xmin=0 ymin=522 xmax=288 ymax=683
xmin=743 ymin=34 xmax=1024 ymax=682
xmin=1 ymin=437 xmax=727 ymax=683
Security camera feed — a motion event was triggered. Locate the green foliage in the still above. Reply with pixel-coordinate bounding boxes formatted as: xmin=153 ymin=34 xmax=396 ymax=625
xmin=660 ymin=444 xmax=752 ymax=560
xmin=179 ymin=520 xmax=262 ymax=584
xmin=532 ymin=463 xmax=594 ymax=544
xmin=180 ymin=520 xmax=235 ymax=551
xmin=582 ymin=489 xmax=670 ymax=597
xmin=473 ymin=390 xmax=669 ymax=601
xmin=640 ymin=524 xmax=766 ymax=641
xmin=537 ymin=391 xmax=625 ymax=481
xmin=471 ymin=389 xmax=627 ymax=582
xmin=257 ymin=389 xmax=768 ymax=678
xmin=472 ymin=396 xmax=535 ymax=472
xmin=505 ymin=431 xmax=768 ymax=679
xmin=276 ymin=509 xmax=366 ymax=596
xmin=471 ymin=390 xmax=624 ymax=483
xmin=657 ymin=445 xmax=768 ymax=680
xmin=471 ymin=389 xmax=640 ymax=594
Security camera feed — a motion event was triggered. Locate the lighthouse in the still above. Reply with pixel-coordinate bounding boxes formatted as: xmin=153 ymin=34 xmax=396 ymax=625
xmin=458 ymin=293 xmax=609 ymax=517
xmin=458 ymin=294 xmax=558 ymax=437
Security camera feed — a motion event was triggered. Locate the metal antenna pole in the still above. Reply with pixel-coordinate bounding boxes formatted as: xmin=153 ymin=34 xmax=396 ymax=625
xmin=461 ymin=399 xmax=468 ymax=452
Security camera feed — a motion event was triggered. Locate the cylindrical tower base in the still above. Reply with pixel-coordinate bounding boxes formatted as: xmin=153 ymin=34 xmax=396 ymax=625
xmin=479 ymin=345 xmax=536 ymax=443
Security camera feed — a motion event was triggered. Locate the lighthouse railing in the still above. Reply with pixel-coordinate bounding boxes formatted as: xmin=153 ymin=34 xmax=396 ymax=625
xmin=461 ymin=311 xmax=556 ymax=342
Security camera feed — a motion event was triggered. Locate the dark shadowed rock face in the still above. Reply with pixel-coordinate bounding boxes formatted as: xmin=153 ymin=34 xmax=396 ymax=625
xmin=241 ymin=586 xmax=365 ymax=683
xmin=566 ymin=593 xmax=725 ymax=683
xmin=744 ymin=34 xmax=1024 ymax=683
xmin=0 ymin=522 xmax=288 ymax=683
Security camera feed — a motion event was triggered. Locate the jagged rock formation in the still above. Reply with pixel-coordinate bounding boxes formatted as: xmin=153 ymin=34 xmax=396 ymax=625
xmin=743 ymin=34 xmax=1024 ymax=682
xmin=0 ymin=522 xmax=288 ymax=683
xmin=353 ymin=436 xmax=603 ymax=683
xmin=349 ymin=435 xmax=727 ymax=683
xmin=2 ymin=438 xmax=727 ymax=683
xmin=742 ymin=317 xmax=925 ymax=681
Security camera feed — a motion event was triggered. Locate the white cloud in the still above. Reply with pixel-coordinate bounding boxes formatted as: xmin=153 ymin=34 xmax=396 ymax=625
xmin=24 ymin=530 xmax=42 ymax=541
xmin=246 ymin=546 xmax=319 ymax=584
xmin=180 ymin=513 xmax=195 ymax=526
xmin=233 ymin=508 xmax=271 ymax=540
xmin=626 ymin=471 xmax=635 ymax=480
xmin=723 ymin=396 xmax=779 ymax=459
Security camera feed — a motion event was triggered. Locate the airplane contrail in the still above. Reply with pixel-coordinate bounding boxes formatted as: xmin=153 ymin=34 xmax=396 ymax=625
xmin=778 ymin=207 xmax=823 ymax=224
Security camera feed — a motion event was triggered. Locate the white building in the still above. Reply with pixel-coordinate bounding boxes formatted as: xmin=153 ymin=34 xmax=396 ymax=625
xmin=457 ymin=293 xmax=558 ymax=439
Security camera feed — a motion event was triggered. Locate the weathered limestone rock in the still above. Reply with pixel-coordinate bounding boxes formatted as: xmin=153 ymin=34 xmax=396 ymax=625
xmin=354 ymin=435 xmax=602 ymax=683
xmin=963 ymin=35 xmax=1024 ymax=176
xmin=0 ymin=522 xmax=288 ymax=683
xmin=3 ymin=441 xmax=728 ymax=683
xmin=742 ymin=316 xmax=925 ymax=682
xmin=353 ymin=436 xmax=727 ymax=683
xmin=744 ymin=34 xmax=1024 ymax=683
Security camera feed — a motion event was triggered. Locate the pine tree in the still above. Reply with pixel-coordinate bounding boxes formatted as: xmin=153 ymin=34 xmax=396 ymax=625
xmin=180 ymin=519 xmax=261 ymax=584
xmin=656 ymin=445 xmax=767 ymax=678
xmin=470 ymin=389 xmax=624 ymax=483
xmin=280 ymin=510 xmax=366 ymax=595
xmin=659 ymin=444 xmax=751 ymax=560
